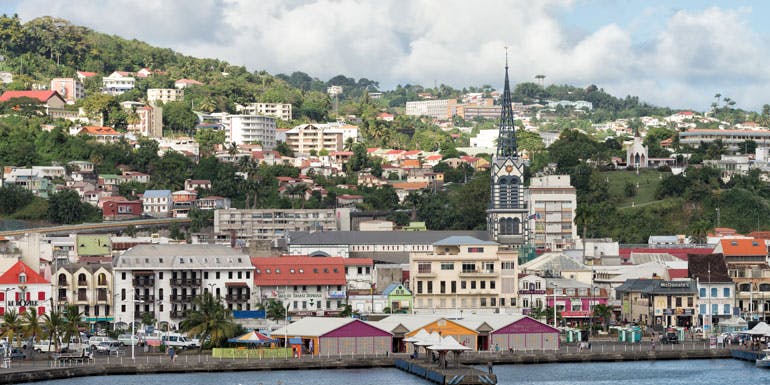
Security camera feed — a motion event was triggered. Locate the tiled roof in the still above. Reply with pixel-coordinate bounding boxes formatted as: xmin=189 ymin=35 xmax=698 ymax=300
xmin=0 ymin=90 xmax=61 ymax=103
xmin=80 ymin=126 xmax=120 ymax=135
xmin=719 ymin=238 xmax=766 ymax=256
xmin=667 ymin=268 xmax=689 ymax=279
xmin=342 ymin=258 xmax=373 ymax=266
xmin=251 ymin=256 xmax=346 ymax=286
xmin=0 ymin=261 xmax=49 ymax=284
xmin=76 ymin=71 xmax=98 ymax=77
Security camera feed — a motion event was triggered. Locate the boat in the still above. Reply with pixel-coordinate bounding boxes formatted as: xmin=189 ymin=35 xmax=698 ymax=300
xmin=755 ymin=349 xmax=770 ymax=367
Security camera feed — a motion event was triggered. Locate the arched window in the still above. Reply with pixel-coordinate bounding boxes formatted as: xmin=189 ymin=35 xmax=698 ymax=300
xmin=78 ymin=273 xmax=87 ymax=285
xmin=98 ymin=273 xmax=107 ymax=286
xmin=58 ymin=274 xmax=67 ymax=286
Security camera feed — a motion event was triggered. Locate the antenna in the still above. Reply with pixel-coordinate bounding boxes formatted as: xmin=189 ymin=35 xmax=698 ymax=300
xmin=504 ymin=46 xmax=509 ymax=69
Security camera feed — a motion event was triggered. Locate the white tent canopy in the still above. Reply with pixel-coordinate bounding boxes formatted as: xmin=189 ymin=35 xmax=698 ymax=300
xmin=414 ymin=332 xmax=442 ymax=347
xmin=405 ymin=329 xmax=430 ymax=343
xmin=745 ymin=321 xmax=770 ymax=335
xmin=428 ymin=336 xmax=472 ymax=351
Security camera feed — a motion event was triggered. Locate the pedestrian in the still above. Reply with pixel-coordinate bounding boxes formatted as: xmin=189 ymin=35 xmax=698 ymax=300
xmin=651 ymin=337 xmax=656 ymax=351
xmin=487 ymin=361 xmax=493 ymax=374
xmin=168 ymin=347 xmax=175 ymax=363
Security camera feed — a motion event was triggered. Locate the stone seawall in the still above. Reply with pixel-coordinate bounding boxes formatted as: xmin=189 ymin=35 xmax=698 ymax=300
xmin=0 ymin=349 xmax=732 ymax=384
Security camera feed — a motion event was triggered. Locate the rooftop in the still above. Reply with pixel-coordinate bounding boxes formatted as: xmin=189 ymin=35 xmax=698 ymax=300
xmin=288 ymin=231 xmax=491 ymax=246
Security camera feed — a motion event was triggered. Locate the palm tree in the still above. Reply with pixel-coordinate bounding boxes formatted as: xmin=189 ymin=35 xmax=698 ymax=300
xmin=22 ymin=308 xmax=43 ymax=344
xmin=42 ymin=310 xmax=66 ymax=352
xmin=689 ymin=219 xmax=712 ymax=244
xmin=1 ymin=309 xmax=22 ymax=347
xmin=63 ymin=305 xmax=84 ymax=349
xmin=265 ymin=299 xmax=286 ymax=322
xmin=592 ymin=304 xmax=613 ymax=332
xmin=198 ymin=97 xmax=216 ymax=113
xmin=180 ymin=292 xmax=236 ymax=352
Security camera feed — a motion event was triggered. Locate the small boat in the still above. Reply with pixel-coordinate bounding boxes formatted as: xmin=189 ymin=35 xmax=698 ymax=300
xmin=756 ymin=349 xmax=770 ymax=367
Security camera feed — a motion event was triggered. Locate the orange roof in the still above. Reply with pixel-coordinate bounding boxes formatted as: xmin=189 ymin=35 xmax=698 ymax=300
xmin=0 ymin=261 xmax=49 ymax=285
xmin=342 ymin=258 xmax=373 ymax=266
xmin=392 ymin=182 xmax=428 ymax=190
xmin=80 ymin=126 xmax=120 ymax=135
xmin=251 ymin=256 xmax=346 ymax=286
xmin=0 ymin=90 xmax=61 ymax=103
xmin=719 ymin=238 xmax=767 ymax=256
xmin=175 ymin=78 xmax=203 ymax=85
xmin=401 ymin=159 xmax=421 ymax=168
xmin=77 ymin=71 xmax=98 ymax=77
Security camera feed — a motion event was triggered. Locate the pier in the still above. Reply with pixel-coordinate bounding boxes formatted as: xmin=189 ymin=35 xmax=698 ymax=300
xmin=395 ymin=359 xmax=497 ymax=385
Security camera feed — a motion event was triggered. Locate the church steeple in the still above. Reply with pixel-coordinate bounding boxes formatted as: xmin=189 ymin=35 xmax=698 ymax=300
xmin=496 ymin=49 xmax=518 ymax=158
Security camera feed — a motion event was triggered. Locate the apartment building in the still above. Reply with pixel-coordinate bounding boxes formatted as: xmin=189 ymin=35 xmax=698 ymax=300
xmin=285 ymin=124 xmax=344 ymax=155
xmin=528 ymin=175 xmax=578 ymax=250
xmin=405 ymin=99 xmax=458 ymax=120
xmin=239 ymin=102 xmax=292 ymax=121
xmin=113 ymin=244 xmax=254 ymax=328
xmin=50 ymin=78 xmax=85 ymax=104
xmin=141 ymin=190 xmax=172 ymax=218
xmin=214 ymin=209 xmax=339 ymax=246
xmin=102 ymin=71 xmax=135 ymax=95
xmin=126 ymin=104 xmax=163 ymax=138
xmin=409 ymin=236 xmax=518 ymax=313
xmin=53 ymin=263 xmax=113 ymax=327
xmin=147 ymin=88 xmax=184 ymax=104
xmin=223 ymin=114 xmax=277 ymax=148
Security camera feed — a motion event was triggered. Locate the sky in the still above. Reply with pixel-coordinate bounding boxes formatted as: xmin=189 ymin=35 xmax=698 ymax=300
xmin=3 ymin=0 xmax=770 ymax=111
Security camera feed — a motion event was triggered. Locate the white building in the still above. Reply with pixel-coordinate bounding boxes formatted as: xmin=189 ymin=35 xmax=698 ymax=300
xmin=405 ymin=99 xmax=457 ymax=120
xmin=147 ymin=88 xmax=184 ymax=104
xmin=215 ymin=209 xmax=340 ymax=246
xmin=102 ymin=71 xmax=135 ymax=95
xmin=223 ymin=114 xmax=277 ymax=148
xmin=141 ymin=190 xmax=172 ymax=218
xmin=0 ymin=261 xmax=52 ymax=317
xmin=238 ymin=103 xmax=292 ymax=121
xmin=529 ymin=175 xmax=578 ymax=251
xmin=470 ymin=129 xmax=499 ymax=149
xmin=518 ymin=274 xmax=546 ymax=311
xmin=113 ymin=244 xmax=254 ymax=329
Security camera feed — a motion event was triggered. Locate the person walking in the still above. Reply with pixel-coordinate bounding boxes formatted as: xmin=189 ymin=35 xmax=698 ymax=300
xmin=168 ymin=347 xmax=176 ymax=363
xmin=650 ymin=337 xmax=656 ymax=351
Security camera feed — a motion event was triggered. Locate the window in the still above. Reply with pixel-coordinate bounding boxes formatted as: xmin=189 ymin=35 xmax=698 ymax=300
xmin=490 ymin=281 xmax=496 ymax=289
xmin=501 ymin=262 xmax=515 ymax=270
xmin=710 ymin=288 xmax=717 ymax=298
xmin=490 ymin=298 xmax=496 ymax=307
xmin=158 ymin=272 xmax=163 ymax=280
xmin=427 ymin=281 xmax=433 ymax=294
xmin=480 ymin=281 xmax=486 ymax=289
xmin=470 ymin=281 xmax=477 ymax=289
xmin=357 ymin=267 xmax=363 ymax=274
xmin=451 ymin=281 xmax=457 ymax=294
xmin=468 ymin=247 xmax=484 ymax=253
xmin=461 ymin=263 xmax=476 ymax=273
xmin=687 ymin=297 xmax=693 ymax=307
xmin=440 ymin=281 xmax=446 ymax=294
xmin=484 ymin=263 xmax=494 ymax=273
xmin=675 ymin=297 xmax=682 ymax=307
xmin=204 ymin=272 xmax=209 ymax=279
xmin=724 ymin=288 xmax=731 ymax=297
xmin=480 ymin=298 xmax=487 ymax=307
xmin=724 ymin=304 xmax=730 ymax=315
xmin=216 ymin=272 xmax=220 ymax=279
xmin=417 ymin=281 xmax=423 ymax=294
xmin=461 ymin=281 xmax=466 ymax=290
xmin=122 ymin=272 xmax=126 ymax=280
xmin=699 ymin=288 xmax=706 ymax=297
xmin=440 ymin=263 xmax=454 ymax=270
xmin=228 ymin=272 xmax=233 ymax=279
xmin=712 ymin=304 xmax=718 ymax=315
xmin=418 ymin=263 xmax=432 ymax=274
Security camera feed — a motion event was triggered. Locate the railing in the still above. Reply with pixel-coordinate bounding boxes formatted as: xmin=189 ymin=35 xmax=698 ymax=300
xmin=170 ymin=295 xmax=191 ymax=302
xmin=170 ymin=278 xmax=202 ymax=287
xmin=133 ymin=278 xmax=155 ymax=287
xmin=225 ymin=295 xmax=250 ymax=302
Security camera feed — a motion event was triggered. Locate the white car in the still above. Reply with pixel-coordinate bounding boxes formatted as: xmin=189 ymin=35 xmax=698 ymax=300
xmin=117 ymin=334 xmax=140 ymax=346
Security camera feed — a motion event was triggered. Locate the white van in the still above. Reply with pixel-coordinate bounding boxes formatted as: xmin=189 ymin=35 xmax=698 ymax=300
xmin=87 ymin=336 xmax=117 ymax=349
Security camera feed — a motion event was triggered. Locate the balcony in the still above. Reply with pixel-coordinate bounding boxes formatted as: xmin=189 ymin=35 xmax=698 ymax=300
xmin=170 ymin=278 xmax=202 ymax=287
xmin=169 ymin=310 xmax=188 ymax=319
xmin=135 ymin=294 xmax=155 ymax=302
xmin=225 ymin=295 xmax=250 ymax=303
xmin=133 ymin=278 xmax=155 ymax=287
xmin=170 ymin=295 xmax=191 ymax=303
xmin=414 ymin=271 xmax=436 ymax=278
xmin=459 ymin=270 xmax=496 ymax=277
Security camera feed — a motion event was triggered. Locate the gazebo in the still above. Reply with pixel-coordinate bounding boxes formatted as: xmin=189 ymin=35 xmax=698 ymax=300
xmin=404 ymin=329 xmax=430 ymax=358
xmin=414 ymin=332 xmax=442 ymax=362
xmin=428 ymin=336 xmax=471 ymax=368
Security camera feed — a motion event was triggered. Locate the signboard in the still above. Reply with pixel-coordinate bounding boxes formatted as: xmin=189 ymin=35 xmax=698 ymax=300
xmin=327 ymin=291 xmax=346 ymax=299
xmin=660 ymin=281 xmax=690 ymax=288
xmin=709 ymin=336 xmax=717 ymax=349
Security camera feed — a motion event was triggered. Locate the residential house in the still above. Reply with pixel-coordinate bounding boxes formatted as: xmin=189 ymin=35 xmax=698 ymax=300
xmin=719 ymin=238 xmax=770 ymax=321
xmin=528 ymin=175 xmax=578 ymax=251
xmin=238 ymin=102 xmax=292 ymax=121
xmin=546 ymin=277 xmax=608 ymax=328
xmin=174 ymin=78 xmax=202 ymax=89
xmin=141 ymin=190 xmax=172 ymax=218
xmin=343 ymin=258 xmax=374 ymax=291
xmin=196 ymin=196 xmax=231 ymax=210
xmin=336 ymin=194 xmax=364 ymax=208
xmin=102 ymin=71 xmax=135 ymax=95
xmin=49 ymin=78 xmax=85 ymax=104
xmin=101 ymin=196 xmax=143 ymax=220
xmin=78 ymin=126 xmax=122 ymax=143
xmin=126 ymin=104 xmax=163 ymax=138
xmin=518 ymin=274 xmax=546 ymax=313
xmin=383 ymin=282 xmax=413 ymax=313
xmin=184 ymin=179 xmax=211 ymax=191
xmin=147 ymin=88 xmax=183 ymax=104
xmin=76 ymin=71 xmax=97 ymax=82
xmin=214 ymin=209 xmax=340 ymax=246
xmin=171 ymin=190 xmax=197 ymax=218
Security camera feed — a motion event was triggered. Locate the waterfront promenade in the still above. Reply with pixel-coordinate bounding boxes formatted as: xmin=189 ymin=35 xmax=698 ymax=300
xmin=0 ymin=340 xmax=732 ymax=385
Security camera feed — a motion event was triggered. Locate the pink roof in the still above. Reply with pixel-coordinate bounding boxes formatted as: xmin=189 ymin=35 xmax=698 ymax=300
xmin=367 ymin=148 xmax=380 ymax=153
xmin=338 ymin=194 xmax=364 ymax=199
xmin=331 ymin=151 xmax=354 ymax=156
xmin=667 ymin=268 xmax=689 ymax=279
xmin=403 ymin=150 xmax=421 ymax=156
xmin=386 ymin=150 xmax=405 ymax=155
xmin=80 ymin=126 xmax=120 ymax=135
xmin=342 ymin=258 xmax=373 ymax=266
xmin=678 ymin=111 xmax=694 ymax=115
xmin=425 ymin=154 xmax=443 ymax=160
xmin=175 ymin=78 xmax=203 ymax=85
xmin=77 ymin=71 xmax=98 ymax=77
xmin=0 ymin=90 xmax=61 ymax=103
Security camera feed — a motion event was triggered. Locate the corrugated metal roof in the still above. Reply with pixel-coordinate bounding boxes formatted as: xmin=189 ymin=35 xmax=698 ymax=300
xmin=288 ymin=231 xmax=491 ymax=246
xmin=433 ymin=236 xmax=497 ymax=246
xmin=272 ymin=317 xmax=390 ymax=337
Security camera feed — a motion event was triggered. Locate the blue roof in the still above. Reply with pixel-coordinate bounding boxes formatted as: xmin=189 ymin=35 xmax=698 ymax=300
xmin=383 ymin=283 xmax=410 ymax=296
xmin=433 ymin=236 xmax=497 ymax=246
xmin=143 ymin=190 xmax=172 ymax=198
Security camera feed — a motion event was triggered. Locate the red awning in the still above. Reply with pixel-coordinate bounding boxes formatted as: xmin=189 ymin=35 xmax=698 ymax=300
xmin=225 ymin=282 xmax=248 ymax=287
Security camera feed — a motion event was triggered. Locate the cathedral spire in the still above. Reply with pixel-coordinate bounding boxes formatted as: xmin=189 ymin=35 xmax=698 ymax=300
xmin=496 ymin=50 xmax=518 ymax=158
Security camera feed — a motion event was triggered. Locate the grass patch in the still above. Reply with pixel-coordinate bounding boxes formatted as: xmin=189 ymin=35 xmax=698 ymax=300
xmin=10 ymin=198 xmax=49 ymax=220
xmin=601 ymin=169 xmax=668 ymax=208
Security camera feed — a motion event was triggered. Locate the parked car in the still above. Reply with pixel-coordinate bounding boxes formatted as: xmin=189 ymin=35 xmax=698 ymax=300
xmin=95 ymin=342 xmax=121 ymax=354
xmin=118 ymin=334 xmax=140 ymax=346
xmin=88 ymin=337 xmax=117 ymax=350
xmin=161 ymin=334 xmax=197 ymax=349
xmin=8 ymin=348 xmax=26 ymax=360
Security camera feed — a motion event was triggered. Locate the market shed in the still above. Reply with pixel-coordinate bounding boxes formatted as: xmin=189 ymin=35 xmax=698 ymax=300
xmin=272 ymin=317 xmax=392 ymax=355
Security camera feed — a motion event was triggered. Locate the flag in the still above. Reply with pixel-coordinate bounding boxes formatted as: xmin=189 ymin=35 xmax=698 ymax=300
xmin=527 ymin=213 xmax=541 ymax=220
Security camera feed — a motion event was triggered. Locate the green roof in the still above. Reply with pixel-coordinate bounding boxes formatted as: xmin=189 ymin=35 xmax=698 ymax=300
xmin=76 ymin=234 xmax=111 ymax=256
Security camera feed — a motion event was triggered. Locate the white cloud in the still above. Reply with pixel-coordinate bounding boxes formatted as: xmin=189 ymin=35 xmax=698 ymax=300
xmin=13 ymin=1 xmax=770 ymax=110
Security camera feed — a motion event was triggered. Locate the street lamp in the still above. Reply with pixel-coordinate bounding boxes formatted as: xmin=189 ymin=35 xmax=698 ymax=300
xmin=207 ymin=283 xmax=216 ymax=297
xmin=553 ymin=284 xmax=558 ymax=329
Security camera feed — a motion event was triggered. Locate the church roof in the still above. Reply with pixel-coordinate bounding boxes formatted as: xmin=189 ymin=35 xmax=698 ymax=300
xmin=495 ymin=57 xmax=518 ymax=158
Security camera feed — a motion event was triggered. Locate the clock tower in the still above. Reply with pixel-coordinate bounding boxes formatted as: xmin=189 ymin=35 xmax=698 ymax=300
xmin=487 ymin=57 xmax=529 ymax=245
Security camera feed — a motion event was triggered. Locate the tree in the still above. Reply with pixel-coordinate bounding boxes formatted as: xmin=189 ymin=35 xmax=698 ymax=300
xmin=22 ymin=308 xmax=43 ymax=344
xmin=63 ymin=305 xmax=83 ymax=349
xmin=42 ymin=310 xmax=66 ymax=352
xmin=1 ymin=309 xmax=22 ymax=347
xmin=47 ymin=190 xmax=99 ymax=224
xmin=300 ymin=91 xmax=330 ymax=121
xmin=163 ymin=101 xmax=198 ymax=134
xmin=180 ymin=291 xmax=237 ymax=352
xmin=265 ymin=299 xmax=286 ymax=321
xmin=141 ymin=312 xmax=157 ymax=328
xmin=592 ymin=304 xmax=613 ymax=331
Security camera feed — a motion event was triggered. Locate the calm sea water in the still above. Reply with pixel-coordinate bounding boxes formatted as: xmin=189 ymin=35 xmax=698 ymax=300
xmin=30 ymin=359 xmax=770 ymax=385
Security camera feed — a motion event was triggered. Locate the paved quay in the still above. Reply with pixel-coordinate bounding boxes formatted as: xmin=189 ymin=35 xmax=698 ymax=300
xmin=0 ymin=343 xmax=733 ymax=385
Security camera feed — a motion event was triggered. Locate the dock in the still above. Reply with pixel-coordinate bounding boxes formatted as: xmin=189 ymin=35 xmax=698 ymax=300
xmin=395 ymin=359 xmax=497 ymax=385
xmin=730 ymin=349 xmax=761 ymax=362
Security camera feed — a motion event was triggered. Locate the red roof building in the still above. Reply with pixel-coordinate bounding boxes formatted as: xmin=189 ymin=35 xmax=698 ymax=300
xmin=0 ymin=261 xmax=51 ymax=316
xmin=102 ymin=197 xmax=143 ymax=220
xmin=251 ymin=256 xmax=347 ymax=316
xmin=714 ymin=238 xmax=767 ymax=264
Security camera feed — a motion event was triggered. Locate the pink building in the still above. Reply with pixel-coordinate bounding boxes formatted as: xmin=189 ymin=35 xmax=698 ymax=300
xmin=547 ymin=279 xmax=609 ymax=328
xmin=50 ymin=78 xmax=85 ymax=104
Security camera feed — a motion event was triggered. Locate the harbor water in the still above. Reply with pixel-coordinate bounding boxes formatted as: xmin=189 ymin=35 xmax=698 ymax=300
xmin=27 ymin=359 xmax=770 ymax=385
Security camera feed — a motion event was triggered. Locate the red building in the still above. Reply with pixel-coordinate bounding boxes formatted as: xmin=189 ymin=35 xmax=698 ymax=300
xmin=102 ymin=197 xmax=143 ymax=220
